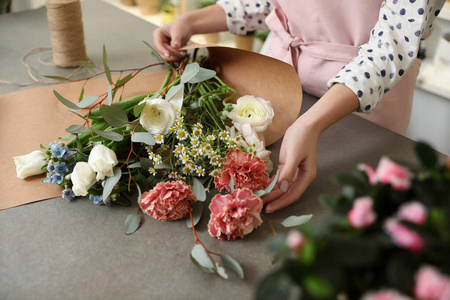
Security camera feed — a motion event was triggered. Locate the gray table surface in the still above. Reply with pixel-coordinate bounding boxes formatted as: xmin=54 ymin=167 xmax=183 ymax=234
xmin=0 ymin=1 xmax=428 ymax=300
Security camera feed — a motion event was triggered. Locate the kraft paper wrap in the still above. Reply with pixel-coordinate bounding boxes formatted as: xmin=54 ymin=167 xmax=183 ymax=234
xmin=0 ymin=46 xmax=302 ymax=210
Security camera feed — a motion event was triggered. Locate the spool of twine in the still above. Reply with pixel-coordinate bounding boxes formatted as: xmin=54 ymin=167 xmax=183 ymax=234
xmin=46 ymin=0 xmax=88 ymax=67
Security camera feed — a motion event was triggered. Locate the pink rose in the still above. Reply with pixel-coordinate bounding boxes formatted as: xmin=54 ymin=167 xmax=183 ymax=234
xmin=348 ymin=196 xmax=377 ymax=228
xmin=287 ymin=230 xmax=305 ymax=253
xmin=384 ymin=217 xmax=425 ymax=253
xmin=208 ymin=188 xmax=263 ymax=240
xmin=361 ymin=289 xmax=412 ymax=300
xmin=415 ymin=265 xmax=450 ymax=300
xmin=214 ymin=149 xmax=269 ymax=193
xmin=397 ymin=201 xmax=427 ymax=225
xmin=139 ymin=181 xmax=196 ymax=221
xmin=375 ymin=156 xmax=412 ymax=191
xmin=358 ymin=163 xmax=377 ymax=185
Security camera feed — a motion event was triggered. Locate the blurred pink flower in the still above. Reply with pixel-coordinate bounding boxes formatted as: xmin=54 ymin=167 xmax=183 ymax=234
xmin=139 ymin=181 xmax=196 ymax=221
xmin=375 ymin=156 xmax=412 ymax=191
xmin=397 ymin=201 xmax=427 ymax=225
xmin=208 ymin=188 xmax=263 ymax=240
xmin=384 ymin=217 xmax=425 ymax=253
xmin=214 ymin=149 xmax=269 ymax=193
xmin=358 ymin=157 xmax=412 ymax=191
xmin=415 ymin=265 xmax=450 ymax=300
xmin=361 ymin=289 xmax=412 ymax=300
xmin=287 ymin=230 xmax=305 ymax=253
xmin=348 ymin=196 xmax=377 ymax=228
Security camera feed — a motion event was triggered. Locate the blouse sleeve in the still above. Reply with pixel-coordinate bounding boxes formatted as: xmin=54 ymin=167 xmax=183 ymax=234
xmin=216 ymin=0 xmax=272 ymax=35
xmin=327 ymin=0 xmax=446 ymax=113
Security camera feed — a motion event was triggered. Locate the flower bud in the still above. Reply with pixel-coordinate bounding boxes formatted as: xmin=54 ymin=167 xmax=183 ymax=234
xmin=13 ymin=150 xmax=47 ymax=179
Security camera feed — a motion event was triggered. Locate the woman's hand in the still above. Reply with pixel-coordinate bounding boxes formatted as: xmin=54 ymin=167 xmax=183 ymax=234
xmin=263 ymin=83 xmax=360 ymax=212
xmin=153 ymin=20 xmax=193 ymax=62
xmin=263 ymin=120 xmax=320 ymax=213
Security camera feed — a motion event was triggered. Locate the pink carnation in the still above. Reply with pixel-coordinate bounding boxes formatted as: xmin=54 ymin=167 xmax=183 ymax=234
xmin=214 ymin=149 xmax=269 ymax=193
xmin=359 ymin=157 xmax=412 ymax=191
xmin=348 ymin=196 xmax=377 ymax=228
xmin=139 ymin=181 xmax=196 ymax=221
xmin=397 ymin=201 xmax=427 ymax=225
xmin=287 ymin=230 xmax=305 ymax=253
xmin=361 ymin=289 xmax=412 ymax=300
xmin=384 ymin=217 xmax=425 ymax=253
xmin=415 ymin=265 xmax=450 ymax=300
xmin=208 ymin=188 xmax=263 ymax=240
xmin=375 ymin=156 xmax=412 ymax=191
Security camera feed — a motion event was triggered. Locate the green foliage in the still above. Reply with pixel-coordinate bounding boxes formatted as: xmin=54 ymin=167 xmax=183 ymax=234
xmin=124 ymin=213 xmax=141 ymax=235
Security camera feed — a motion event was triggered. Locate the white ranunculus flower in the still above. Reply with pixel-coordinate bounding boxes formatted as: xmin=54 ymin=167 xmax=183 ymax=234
xmin=139 ymin=92 xmax=183 ymax=135
xmin=225 ymin=95 xmax=274 ymax=132
xmin=88 ymin=144 xmax=118 ymax=181
xmin=239 ymin=123 xmax=273 ymax=172
xmin=71 ymin=162 xmax=96 ymax=196
xmin=13 ymin=150 xmax=47 ymax=179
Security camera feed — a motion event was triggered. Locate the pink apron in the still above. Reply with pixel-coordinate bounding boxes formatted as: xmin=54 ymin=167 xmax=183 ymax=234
xmin=265 ymin=0 xmax=420 ymax=135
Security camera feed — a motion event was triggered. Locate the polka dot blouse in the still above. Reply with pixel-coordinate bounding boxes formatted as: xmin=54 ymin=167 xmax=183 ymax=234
xmin=217 ymin=0 xmax=446 ymax=113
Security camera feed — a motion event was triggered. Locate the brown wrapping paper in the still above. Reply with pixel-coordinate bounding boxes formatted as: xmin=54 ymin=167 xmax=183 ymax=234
xmin=0 ymin=46 xmax=302 ymax=210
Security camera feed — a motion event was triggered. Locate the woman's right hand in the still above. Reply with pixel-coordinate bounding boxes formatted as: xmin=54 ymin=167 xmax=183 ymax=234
xmin=153 ymin=19 xmax=192 ymax=62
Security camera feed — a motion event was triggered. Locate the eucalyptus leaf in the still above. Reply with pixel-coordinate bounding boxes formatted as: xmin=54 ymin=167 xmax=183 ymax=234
xmin=191 ymin=244 xmax=215 ymax=273
xmin=91 ymin=128 xmax=124 ymax=142
xmin=303 ymin=275 xmax=334 ymax=299
xmin=264 ymin=170 xmax=280 ymax=195
xmin=74 ymin=60 xmax=97 ymax=71
xmin=133 ymin=103 xmax=145 ymax=117
xmin=124 ymin=214 xmax=141 ymax=235
xmin=255 ymin=270 xmax=291 ymax=300
xmin=116 ymin=73 xmax=133 ymax=87
xmin=281 ymin=214 xmax=313 ymax=228
xmin=140 ymin=158 xmax=153 ymax=172
xmin=165 ymin=83 xmax=184 ymax=102
xmin=99 ymin=105 xmax=129 ymax=127
xmin=103 ymin=45 xmax=113 ymax=85
xmin=53 ymin=90 xmax=79 ymax=110
xmin=221 ymin=254 xmax=244 ymax=279
xmin=187 ymin=201 xmax=203 ymax=228
xmin=188 ymin=67 xmax=216 ymax=84
xmin=107 ymin=86 xmax=113 ymax=105
xmin=102 ymin=167 xmax=122 ymax=201
xmin=131 ymin=132 xmax=156 ymax=146
xmin=128 ymin=162 xmax=141 ymax=168
xmin=215 ymin=263 xmax=229 ymax=279
xmin=44 ymin=75 xmax=70 ymax=81
xmin=66 ymin=125 xmax=88 ymax=134
xmin=77 ymin=95 xmax=99 ymax=109
xmin=154 ymin=163 xmax=171 ymax=169
xmin=254 ymin=190 xmax=265 ymax=197
xmin=230 ymin=177 xmax=235 ymax=193
xmin=181 ymin=62 xmax=200 ymax=83
xmin=192 ymin=177 xmax=206 ymax=202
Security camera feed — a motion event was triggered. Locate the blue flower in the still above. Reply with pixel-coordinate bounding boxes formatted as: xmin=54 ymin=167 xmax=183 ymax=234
xmin=49 ymin=141 xmax=58 ymax=149
xmin=51 ymin=145 xmax=66 ymax=158
xmin=62 ymin=189 xmax=76 ymax=201
xmin=54 ymin=162 xmax=69 ymax=175
xmin=47 ymin=164 xmax=56 ymax=173
xmin=51 ymin=173 xmax=63 ymax=185
xmin=89 ymin=194 xmax=103 ymax=204
xmin=63 ymin=148 xmax=74 ymax=159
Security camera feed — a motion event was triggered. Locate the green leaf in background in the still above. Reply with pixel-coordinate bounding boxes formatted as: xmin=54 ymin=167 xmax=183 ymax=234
xmin=107 ymin=86 xmax=113 ymax=105
xmin=165 ymin=83 xmax=184 ymax=102
xmin=128 ymin=162 xmax=141 ymax=168
xmin=181 ymin=62 xmax=200 ymax=83
xmin=103 ymin=45 xmax=113 ymax=85
xmin=74 ymin=60 xmax=97 ymax=75
xmin=192 ymin=177 xmax=206 ymax=202
xmin=91 ymin=128 xmax=124 ymax=142
xmin=415 ymin=141 xmax=437 ymax=169
xmin=77 ymin=95 xmax=99 ymax=109
xmin=102 ymin=167 xmax=122 ymax=201
xmin=190 ymin=244 xmax=215 ymax=273
xmin=99 ymin=104 xmax=129 ymax=127
xmin=133 ymin=103 xmax=145 ymax=117
xmin=319 ymin=194 xmax=341 ymax=210
xmin=215 ymin=263 xmax=229 ymax=279
xmin=255 ymin=270 xmax=291 ymax=300
xmin=154 ymin=163 xmax=170 ymax=169
xmin=188 ymin=67 xmax=216 ymax=84
xmin=186 ymin=201 xmax=203 ymax=228
xmin=78 ymin=87 xmax=85 ymax=102
xmin=124 ymin=213 xmax=141 ymax=235
xmin=230 ymin=177 xmax=235 ymax=193
xmin=44 ymin=75 xmax=70 ymax=81
xmin=221 ymin=254 xmax=244 ymax=279
xmin=131 ymin=132 xmax=156 ymax=146
xmin=53 ymin=90 xmax=80 ymax=111
xmin=116 ymin=73 xmax=133 ymax=87
xmin=65 ymin=124 xmax=88 ymax=134
xmin=281 ymin=215 xmax=313 ymax=228
xmin=139 ymin=158 xmax=153 ymax=172
xmin=303 ymin=275 xmax=334 ymax=299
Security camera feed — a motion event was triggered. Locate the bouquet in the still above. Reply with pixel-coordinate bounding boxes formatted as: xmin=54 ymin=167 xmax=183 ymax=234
xmin=13 ymin=44 xmax=309 ymax=279
xmin=257 ymin=142 xmax=450 ymax=299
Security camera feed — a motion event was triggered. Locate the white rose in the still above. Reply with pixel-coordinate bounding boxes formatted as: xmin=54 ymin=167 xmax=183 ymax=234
xmin=88 ymin=144 xmax=118 ymax=181
xmin=225 ymin=95 xmax=274 ymax=132
xmin=13 ymin=150 xmax=47 ymax=179
xmin=239 ymin=123 xmax=273 ymax=172
xmin=139 ymin=93 xmax=183 ymax=135
xmin=71 ymin=162 xmax=96 ymax=196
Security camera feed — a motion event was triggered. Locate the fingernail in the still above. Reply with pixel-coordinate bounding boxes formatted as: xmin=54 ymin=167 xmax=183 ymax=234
xmin=280 ymin=180 xmax=289 ymax=193
xmin=179 ymin=51 xmax=186 ymax=56
xmin=173 ymin=42 xmax=180 ymax=47
xmin=163 ymin=53 xmax=170 ymax=58
xmin=265 ymin=206 xmax=273 ymax=213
